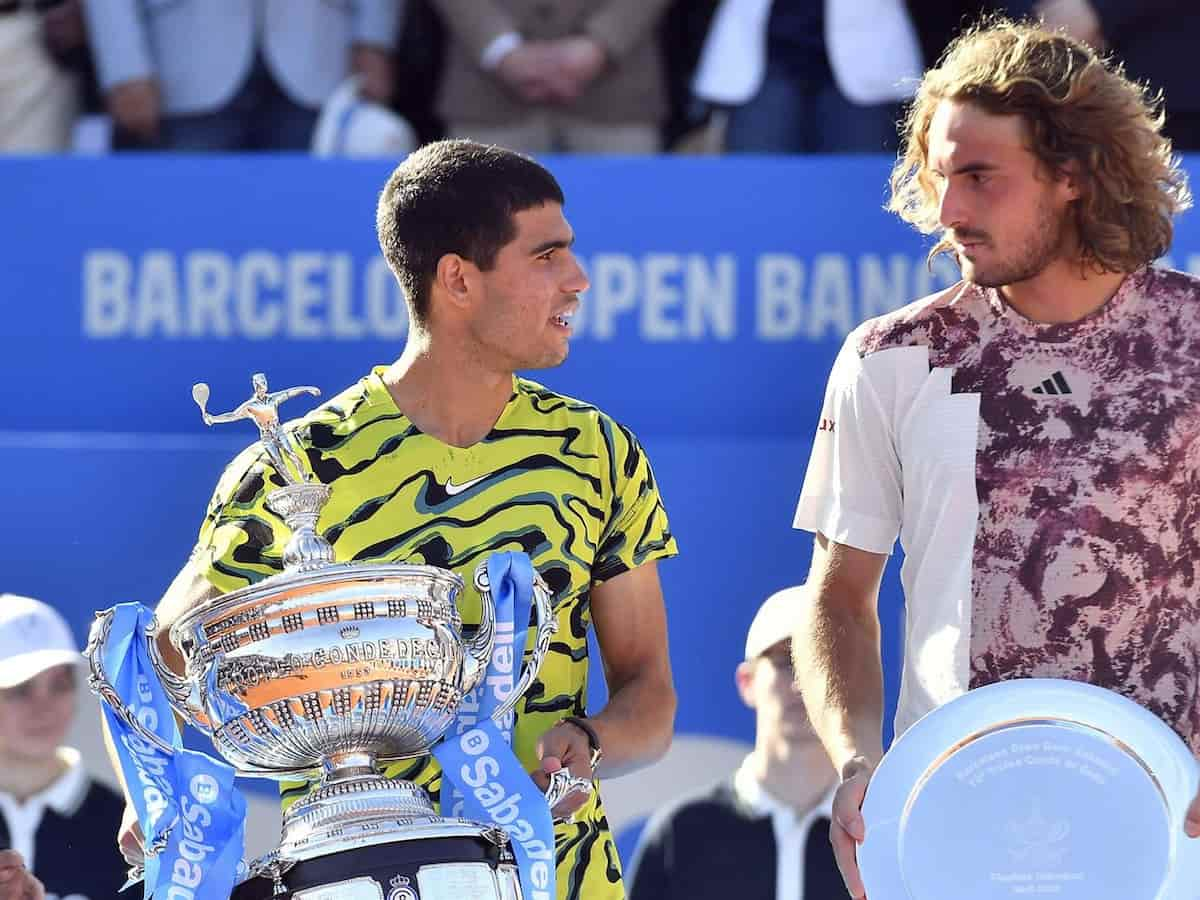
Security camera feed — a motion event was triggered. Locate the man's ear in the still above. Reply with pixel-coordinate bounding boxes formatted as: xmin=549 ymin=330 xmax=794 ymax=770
xmin=735 ymin=660 xmax=757 ymax=710
xmin=433 ymin=252 xmax=475 ymax=314
xmin=1057 ymin=158 xmax=1083 ymax=202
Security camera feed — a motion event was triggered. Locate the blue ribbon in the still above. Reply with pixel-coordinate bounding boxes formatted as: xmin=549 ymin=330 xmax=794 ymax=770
xmin=434 ymin=552 xmax=556 ymax=900
xmin=99 ymin=603 xmax=246 ymax=900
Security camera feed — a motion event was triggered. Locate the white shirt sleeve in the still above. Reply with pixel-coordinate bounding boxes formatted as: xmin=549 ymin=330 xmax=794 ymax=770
xmin=793 ymin=334 xmax=903 ymax=554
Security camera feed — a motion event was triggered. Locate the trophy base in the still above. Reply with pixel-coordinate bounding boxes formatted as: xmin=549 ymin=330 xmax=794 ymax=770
xmin=233 ymin=832 xmax=522 ymax=900
xmin=278 ymin=770 xmax=516 ymax=859
xmin=245 ymin=768 xmax=523 ymax=899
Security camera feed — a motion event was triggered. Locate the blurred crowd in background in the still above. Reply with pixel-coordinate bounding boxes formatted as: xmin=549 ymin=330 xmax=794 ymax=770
xmin=2 ymin=0 xmax=1198 ymax=158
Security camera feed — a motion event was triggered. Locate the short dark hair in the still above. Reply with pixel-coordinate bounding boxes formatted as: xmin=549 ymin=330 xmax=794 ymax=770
xmin=376 ymin=140 xmax=566 ymax=326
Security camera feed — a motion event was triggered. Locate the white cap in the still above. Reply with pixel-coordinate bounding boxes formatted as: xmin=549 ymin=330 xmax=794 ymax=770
xmin=0 ymin=595 xmax=83 ymax=689
xmin=311 ymin=77 xmax=418 ymax=158
xmin=744 ymin=585 xmax=807 ymax=660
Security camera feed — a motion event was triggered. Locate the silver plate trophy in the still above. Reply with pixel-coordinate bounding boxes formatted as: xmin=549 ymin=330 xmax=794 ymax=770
xmin=859 ymin=678 xmax=1200 ymax=899
xmin=86 ymin=374 xmax=590 ymax=899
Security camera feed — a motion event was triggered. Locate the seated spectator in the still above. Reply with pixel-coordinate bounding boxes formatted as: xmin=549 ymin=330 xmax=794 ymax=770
xmin=0 ymin=0 xmax=80 ymax=152
xmin=626 ymin=586 xmax=847 ymax=900
xmin=693 ymin=0 xmax=923 ymax=153
xmin=83 ymin=0 xmax=400 ymax=152
xmin=428 ymin=0 xmax=672 ymax=154
xmin=1036 ymin=0 xmax=1200 ymax=151
xmin=0 ymin=594 xmax=126 ymax=900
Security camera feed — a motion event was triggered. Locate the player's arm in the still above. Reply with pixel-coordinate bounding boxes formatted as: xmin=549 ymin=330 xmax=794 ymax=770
xmin=790 ymin=327 xmax=901 ymax=897
xmin=794 ymin=532 xmax=888 ymax=899
xmin=584 ymin=560 xmax=675 ymax=775
xmin=795 ymin=532 xmax=888 ymax=777
xmin=151 ymin=556 xmax=224 ymax=675
xmin=533 ymin=561 xmax=675 ymax=804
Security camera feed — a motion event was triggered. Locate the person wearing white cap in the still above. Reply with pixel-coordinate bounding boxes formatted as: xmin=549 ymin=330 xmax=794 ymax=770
xmin=626 ymin=586 xmax=847 ymax=900
xmin=0 ymin=595 xmax=126 ymax=900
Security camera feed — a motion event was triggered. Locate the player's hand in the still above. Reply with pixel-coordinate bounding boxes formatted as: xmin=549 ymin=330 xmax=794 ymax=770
xmin=117 ymin=801 xmax=146 ymax=867
xmin=107 ymin=77 xmax=161 ymax=141
xmin=543 ymin=36 xmax=608 ymax=104
xmin=1186 ymin=784 xmax=1200 ymax=838
xmin=494 ymin=43 xmax=559 ymax=104
xmin=532 ymin=720 xmax=594 ymax=820
xmin=0 ymin=850 xmax=44 ymax=900
xmin=350 ymin=44 xmax=394 ymax=105
xmin=831 ymin=758 xmax=874 ymax=899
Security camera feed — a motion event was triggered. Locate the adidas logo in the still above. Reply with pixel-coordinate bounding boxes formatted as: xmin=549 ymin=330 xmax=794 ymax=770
xmin=1032 ymin=371 xmax=1072 ymax=396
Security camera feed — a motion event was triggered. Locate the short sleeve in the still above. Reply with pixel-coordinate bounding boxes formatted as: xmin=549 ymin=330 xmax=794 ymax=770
xmin=192 ymin=444 xmax=288 ymax=592
xmin=593 ymin=419 xmax=678 ymax=584
xmin=793 ymin=334 xmax=902 ymax=555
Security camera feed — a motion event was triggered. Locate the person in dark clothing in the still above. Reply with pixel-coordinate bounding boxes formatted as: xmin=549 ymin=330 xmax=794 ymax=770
xmin=627 ymin=587 xmax=846 ymax=900
xmin=0 ymin=595 xmax=126 ymax=900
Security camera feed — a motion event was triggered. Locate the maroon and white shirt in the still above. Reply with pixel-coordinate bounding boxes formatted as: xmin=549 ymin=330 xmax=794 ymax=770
xmin=795 ymin=266 xmax=1200 ymax=751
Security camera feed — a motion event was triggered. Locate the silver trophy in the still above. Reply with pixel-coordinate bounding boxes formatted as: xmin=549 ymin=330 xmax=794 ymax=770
xmin=87 ymin=374 xmax=590 ymax=899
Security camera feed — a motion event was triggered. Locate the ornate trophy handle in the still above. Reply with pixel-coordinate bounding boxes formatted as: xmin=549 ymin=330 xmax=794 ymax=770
xmin=84 ymin=608 xmax=192 ymax=755
xmin=545 ymin=768 xmax=593 ymax=824
xmin=470 ymin=562 xmax=557 ymax=728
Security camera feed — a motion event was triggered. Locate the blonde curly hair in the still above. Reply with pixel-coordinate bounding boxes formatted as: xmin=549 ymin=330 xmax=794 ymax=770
xmin=888 ymin=17 xmax=1191 ymax=273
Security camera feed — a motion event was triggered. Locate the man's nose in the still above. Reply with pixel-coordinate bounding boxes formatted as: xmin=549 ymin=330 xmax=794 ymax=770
xmin=563 ymin=253 xmax=589 ymax=294
xmin=938 ymin=180 xmax=964 ymax=231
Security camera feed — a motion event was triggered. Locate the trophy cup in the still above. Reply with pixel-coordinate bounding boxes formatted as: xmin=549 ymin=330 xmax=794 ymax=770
xmin=858 ymin=678 xmax=1200 ymax=899
xmin=86 ymin=375 xmax=590 ymax=899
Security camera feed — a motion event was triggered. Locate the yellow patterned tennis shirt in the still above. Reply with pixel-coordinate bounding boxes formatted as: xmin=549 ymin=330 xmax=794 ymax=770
xmin=193 ymin=367 xmax=678 ymax=900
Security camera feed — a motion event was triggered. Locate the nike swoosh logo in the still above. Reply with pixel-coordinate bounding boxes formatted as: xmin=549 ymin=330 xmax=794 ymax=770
xmin=445 ymin=474 xmax=490 ymax=496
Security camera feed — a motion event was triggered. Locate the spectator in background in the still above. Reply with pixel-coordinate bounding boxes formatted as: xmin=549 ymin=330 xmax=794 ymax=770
xmin=388 ymin=0 xmax=448 ymax=148
xmin=427 ymin=0 xmax=672 ymax=154
xmin=42 ymin=0 xmax=105 ymax=125
xmin=1036 ymin=0 xmax=1200 ymax=151
xmin=0 ymin=595 xmax=126 ymax=900
xmin=0 ymin=0 xmax=80 ymax=152
xmin=692 ymin=0 xmax=923 ymax=153
xmin=658 ymin=0 xmax=720 ymax=151
xmin=83 ymin=0 xmax=400 ymax=151
xmin=903 ymin=2 xmax=1036 ymax=69
xmin=627 ymin=586 xmax=846 ymax=900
